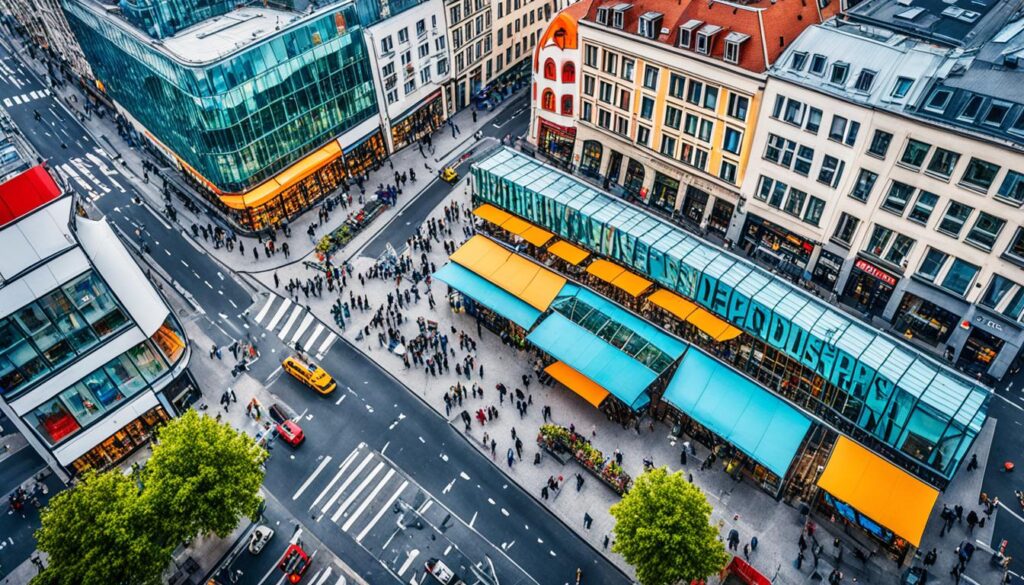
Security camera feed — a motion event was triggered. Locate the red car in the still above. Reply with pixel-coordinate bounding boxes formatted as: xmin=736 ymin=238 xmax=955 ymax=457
xmin=276 ymin=419 xmax=304 ymax=447
xmin=278 ymin=543 xmax=312 ymax=583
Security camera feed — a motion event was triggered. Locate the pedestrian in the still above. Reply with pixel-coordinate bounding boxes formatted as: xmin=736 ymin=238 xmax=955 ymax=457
xmin=603 ymin=535 xmax=609 ymax=549
xmin=541 ymin=486 xmax=549 ymax=500
xmin=743 ymin=543 xmax=750 ymax=560
xmin=727 ymin=529 xmax=740 ymax=551
xmin=967 ymin=453 xmax=979 ymax=471
xmin=923 ymin=548 xmax=937 ymax=566
xmin=576 ymin=473 xmax=584 ymax=492
xmin=583 ymin=513 xmax=593 ymax=529
xmin=680 ymin=449 xmax=688 ymax=466
xmin=515 ymin=437 xmax=523 ymax=460
xmin=955 ymin=504 xmax=964 ymax=524
xmin=750 ymin=536 xmax=758 ymax=551
xmin=795 ymin=550 xmax=805 ymax=571
xmin=274 ymin=272 xmax=280 ymax=288
xmin=507 ymin=448 xmax=515 ymax=468
xmin=967 ymin=510 xmax=979 ymax=534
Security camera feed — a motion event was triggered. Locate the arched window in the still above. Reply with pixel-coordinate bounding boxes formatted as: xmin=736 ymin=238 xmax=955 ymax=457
xmin=579 ymin=140 xmax=603 ymax=178
xmin=561 ymin=95 xmax=573 ymax=115
xmin=543 ymin=58 xmax=557 ymax=80
xmin=623 ymin=159 xmax=646 ymax=197
xmin=562 ymin=62 xmax=575 ymax=84
xmin=541 ymin=90 xmax=556 ymax=111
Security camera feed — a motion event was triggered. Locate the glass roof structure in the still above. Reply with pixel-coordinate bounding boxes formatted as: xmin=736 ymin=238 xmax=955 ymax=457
xmin=473 ymin=147 xmax=990 ymax=480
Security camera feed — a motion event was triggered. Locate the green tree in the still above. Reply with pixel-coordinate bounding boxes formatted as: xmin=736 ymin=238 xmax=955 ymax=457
xmin=33 ymin=412 xmax=266 ymax=585
xmin=33 ymin=471 xmax=171 ymax=585
xmin=610 ymin=467 xmax=729 ymax=585
xmin=142 ymin=409 xmax=267 ymax=541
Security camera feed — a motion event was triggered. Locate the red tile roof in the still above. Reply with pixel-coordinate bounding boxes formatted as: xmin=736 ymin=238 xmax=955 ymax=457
xmin=582 ymin=0 xmax=839 ymax=73
xmin=0 ymin=165 xmax=63 ymax=228
xmin=535 ymin=0 xmax=597 ymax=68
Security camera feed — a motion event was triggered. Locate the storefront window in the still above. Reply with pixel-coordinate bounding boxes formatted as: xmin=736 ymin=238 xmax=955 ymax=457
xmin=649 ymin=172 xmax=679 ymax=212
xmin=578 ymin=141 xmax=602 ymax=178
xmin=682 ymin=185 xmax=708 ymax=225
xmin=60 ymin=382 xmax=107 ymax=425
xmin=128 ymin=342 xmax=169 ymax=382
xmin=29 ymin=397 xmax=81 ymax=445
xmin=391 ymin=95 xmax=444 ymax=151
xmin=62 ymin=272 xmax=129 ymax=338
xmin=957 ymin=328 xmax=1004 ymax=377
xmin=81 ymin=369 xmax=124 ymax=408
xmin=70 ymin=406 xmax=170 ymax=476
xmin=707 ymin=198 xmax=733 ymax=237
xmin=344 ymin=131 xmax=388 ymax=179
xmin=892 ymin=293 xmax=957 ymax=346
xmin=622 ymin=160 xmax=645 ymax=198
xmin=104 ymin=353 xmax=148 ymax=396
xmin=151 ymin=317 xmax=187 ymax=364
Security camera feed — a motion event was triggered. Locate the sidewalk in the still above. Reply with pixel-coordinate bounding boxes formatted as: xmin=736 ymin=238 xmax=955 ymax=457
xmin=252 ymin=170 xmax=1003 ymax=584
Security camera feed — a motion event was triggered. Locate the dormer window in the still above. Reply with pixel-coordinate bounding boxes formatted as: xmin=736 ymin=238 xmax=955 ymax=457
xmin=595 ymin=7 xmax=609 ymax=25
xmin=723 ymin=32 xmax=749 ymax=64
xmin=789 ymin=51 xmax=808 ymax=71
xmin=611 ymin=3 xmax=631 ymax=29
xmin=891 ymin=76 xmax=913 ymax=99
xmin=638 ymin=12 xmax=662 ymax=39
xmin=829 ymin=62 xmax=849 ymax=85
xmin=853 ymin=69 xmax=876 ymax=92
xmin=678 ymin=19 xmax=702 ymax=49
xmin=809 ymin=54 xmax=827 ymax=75
xmin=695 ymin=25 xmax=721 ymax=55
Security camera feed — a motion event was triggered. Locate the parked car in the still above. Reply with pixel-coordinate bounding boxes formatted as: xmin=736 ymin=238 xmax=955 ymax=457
xmin=248 ymin=525 xmax=274 ymax=555
xmin=276 ymin=419 xmax=304 ymax=447
xmin=282 ymin=356 xmax=336 ymax=395
xmin=424 ymin=558 xmax=465 ymax=585
xmin=269 ymin=402 xmax=299 ymax=425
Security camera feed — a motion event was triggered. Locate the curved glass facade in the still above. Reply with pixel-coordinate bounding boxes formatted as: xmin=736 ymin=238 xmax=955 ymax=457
xmin=63 ymin=0 xmax=378 ymax=193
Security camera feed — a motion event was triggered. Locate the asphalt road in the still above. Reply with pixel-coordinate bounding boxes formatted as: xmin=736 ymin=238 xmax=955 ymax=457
xmin=0 ymin=37 xmax=625 ymax=584
xmin=358 ymin=96 xmax=530 ymax=260
xmin=980 ymin=372 xmax=1024 ymax=564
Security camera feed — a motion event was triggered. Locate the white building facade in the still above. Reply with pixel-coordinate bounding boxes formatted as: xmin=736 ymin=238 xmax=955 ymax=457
xmin=0 ymin=166 xmax=194 ymax=481
xmin=365 ymin=0 xmax=452 ymax=153
xmin=733 ymin=16 xmax=1024 ymax=381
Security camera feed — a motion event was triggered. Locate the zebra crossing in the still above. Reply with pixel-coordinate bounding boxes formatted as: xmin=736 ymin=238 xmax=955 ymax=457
xmin=1 ymin=87 xmax=50 ymax=108
xmin=50 ymin=148 xmax=127 ymax=202
xmin=291 ymin=444 xmax=455 ymax=582
xmin=251 ymin=293 xmax=338 ymax=359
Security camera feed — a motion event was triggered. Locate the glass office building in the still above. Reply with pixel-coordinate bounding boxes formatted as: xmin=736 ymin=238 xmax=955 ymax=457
xmin=118 ymin=0 xmax=238 ymax=39
xmin=63 ymin=0 xmax=380 ymax=230
xmin=472 ymin=147 xmax=991 ymax=488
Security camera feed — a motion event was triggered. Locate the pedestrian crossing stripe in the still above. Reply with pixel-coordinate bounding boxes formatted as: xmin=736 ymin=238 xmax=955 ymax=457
xmin=249 ymin=293 xmax=339 ymax=359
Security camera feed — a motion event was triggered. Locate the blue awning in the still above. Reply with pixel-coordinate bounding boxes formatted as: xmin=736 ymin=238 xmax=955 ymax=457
xmin=528 ymin=312 xmax=656 ymax=410
xmin=663 ymin=348 xmax=811 ymax=478
xmin=434 ymin=263 xmax=541 ymax=329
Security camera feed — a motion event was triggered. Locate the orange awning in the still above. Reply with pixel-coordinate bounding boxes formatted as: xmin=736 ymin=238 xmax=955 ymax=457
xmin=544 ymin=361 xmax=610 ymax=408
xmin=610 ymin=271 xmax=653 ymax=297
xmin=715 ymin=325 xmax=743 ymax=342
xmin=817 ymin=437 xmax=938 ymax=547
xmin=648 ymin=290 xmax=698 ymax=320
xmin=687 ymin=308 xmax=732 ymax=340
xmin=520 ymin=225 xmax=554 ymax=247
xmin=499 ymin=216 xmax=531 ymax=236
xmin=221 ymin=140 xmax=343 ymax=210
xmin=449 ymin=236 xmax=566 ymax=311
xmin=473 ymin=204 xmax=513 ymax=225
xmin=548 ymin=240 xmax=590 ymax=265
xmin=586 ymin=259 xmax=625 ymax=283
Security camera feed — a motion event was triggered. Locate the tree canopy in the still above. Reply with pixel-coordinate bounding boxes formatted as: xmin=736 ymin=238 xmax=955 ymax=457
xmin=33 ymin=411 xmax=266 ymax=585
xmin=610 ymin=467 xmax=729 ymax=585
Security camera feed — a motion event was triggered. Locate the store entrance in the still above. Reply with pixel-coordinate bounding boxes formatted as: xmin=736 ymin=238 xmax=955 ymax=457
xmin=892 ymin=293 xmax=957 ymax=347
xmin=842 ymin=268 xmax=895 ymax=317
xmin=957 ymin=327 xmax=1004 ymax=378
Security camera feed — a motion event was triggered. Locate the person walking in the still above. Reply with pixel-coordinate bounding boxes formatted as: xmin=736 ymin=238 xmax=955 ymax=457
xmin=967 ymin=453 xmax=979 ymax=471
xmin=967 ymin=510 xmax=979 ymax=534
xmin=583 ymin=513 xmax=593 ymax=529
xmin=541 ymin=485 xmax=549 ymax=500
xmin=506 ymin=448 xmax=515 ymax=468
xmin=575 ymin=473 xmax=585 ymax=492
xmin=727 ymin=529 xmax=740 ymax=551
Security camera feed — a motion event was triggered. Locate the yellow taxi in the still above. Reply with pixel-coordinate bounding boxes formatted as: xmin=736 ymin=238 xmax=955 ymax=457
xmin=282 ymin=356 xmax=337 ymax=395
xmin=440 ymin=167 xmax=458 ymax=184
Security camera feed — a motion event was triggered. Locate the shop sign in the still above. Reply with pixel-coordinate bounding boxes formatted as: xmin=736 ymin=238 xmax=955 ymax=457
xmin=972 ymin=315 xmax=1005 ymax=333
xmin=855 ymin=259 xmax=897 ymax=287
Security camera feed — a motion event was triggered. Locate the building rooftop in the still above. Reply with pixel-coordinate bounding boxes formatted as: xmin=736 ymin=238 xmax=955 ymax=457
xmin=768 ymin=21 xmax=953 ymax=113
xmin=846 ymin=0 xmax=1024 ymax=48
xmin=581 ymin=0 xmax=840 ymax=74
xmin=0 ymin=165 xmax=63 ymax=228
xmin=155 ymin=6 xmax=307 ymax=65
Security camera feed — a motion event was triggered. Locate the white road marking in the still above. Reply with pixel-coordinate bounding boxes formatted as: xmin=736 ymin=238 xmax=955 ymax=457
xmin=313 ymin=567 xmax=333 ymax=585
xmin=310 ymin=449 xmax=361 ymax=508
xmin=317 ymin=332 xmax=337 ymax=355
xmin=305 ymin=323 xmax=326 ymax=350
xmin=331 ymin=462 xmax=385 ymax=523
xmin=253 ymin=295 xmax=276 ymax=324
xmin=2 ymin=98 xmax=10 ymax=107
xmin=265 ymin=298 xmax=292 ymax=330
xmin=11 ymin=94 xmax=21 ymax=104
xmin=342 ymin=468 xmax=396 ymax=531
xmin=356 ymin=480 xmax=409 ymax=543
xmin=293 ymin=455 xmax=333 ymax=500
xmin=278 ymin=305 xmax=303 ymax=339
xmin=319 ymin=453 xmax=375 ymax=520
xmin=335 ymin=395 xmax=346 ymax=405
xmin=291 ymin=314 xmax=315 ymax=344
xmin=396 ymin=550 xmax=419 ymax=577
xmin=468 ymin=511 xmax=477 ymax=528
